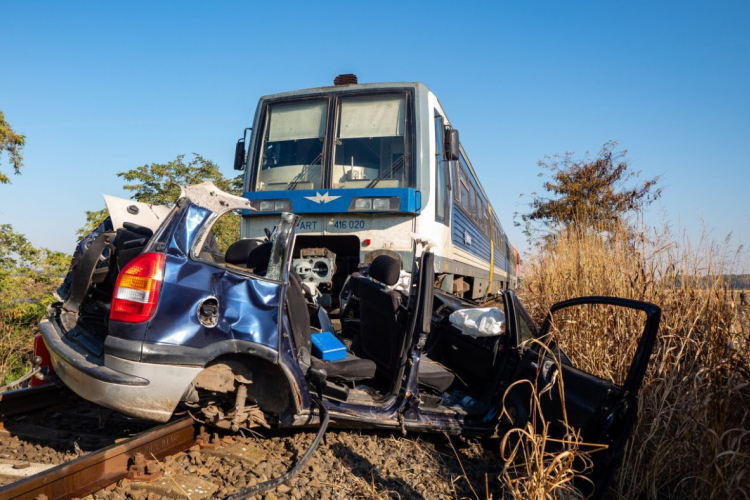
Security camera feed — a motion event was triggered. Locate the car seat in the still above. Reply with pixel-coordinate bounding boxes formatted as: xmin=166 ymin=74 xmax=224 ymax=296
xmin=357 ymin=255 xmax=455 ymax=392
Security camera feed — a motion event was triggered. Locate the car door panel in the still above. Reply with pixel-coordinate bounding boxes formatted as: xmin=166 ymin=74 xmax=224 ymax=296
xmin=511 ymin=296 xmax=660 ymax=498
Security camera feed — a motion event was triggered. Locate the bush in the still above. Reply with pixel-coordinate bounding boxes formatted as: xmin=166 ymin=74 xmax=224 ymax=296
xmin=0 ymin=224 xmax=69 ymax=385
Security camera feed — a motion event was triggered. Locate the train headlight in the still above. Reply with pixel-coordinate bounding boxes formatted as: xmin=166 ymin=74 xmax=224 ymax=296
xmin=349 ymin=197 xmax=400 ymax=211
xmin=372 ymin=198 xmax=391 ymax=210
xmin=274 ymin=199 xmax=291 ymax=211
xmin=252 ymin=199 xmax=293 ymax=212
xmin=354 ymin=198 xmax=372 ymax=210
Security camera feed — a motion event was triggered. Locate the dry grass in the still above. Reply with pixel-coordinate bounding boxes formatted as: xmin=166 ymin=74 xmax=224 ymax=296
xmin=515 ymin=219 xmax=750 ymax=499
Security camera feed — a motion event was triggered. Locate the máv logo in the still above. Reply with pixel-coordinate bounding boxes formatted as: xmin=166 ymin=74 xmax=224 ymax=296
xmin=304 ymin=192 xmax=341 ymax=204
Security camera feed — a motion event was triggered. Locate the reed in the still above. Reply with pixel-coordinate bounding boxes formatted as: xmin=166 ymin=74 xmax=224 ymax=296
xmin=515 ymin=219 xmax=750 ymax=499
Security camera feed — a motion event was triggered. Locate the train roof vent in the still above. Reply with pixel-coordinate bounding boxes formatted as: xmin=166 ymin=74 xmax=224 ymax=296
xmin=334 ymin=74 xmax=358 ymax=86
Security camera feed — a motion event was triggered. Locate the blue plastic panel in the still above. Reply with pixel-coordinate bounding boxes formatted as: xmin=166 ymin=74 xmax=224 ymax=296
xmin=311 ymin=332 xmax=346 ymax=361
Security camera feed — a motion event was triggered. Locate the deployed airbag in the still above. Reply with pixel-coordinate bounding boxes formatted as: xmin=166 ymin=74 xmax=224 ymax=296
xmin=449 ymin=307 xmax=506 ymax=338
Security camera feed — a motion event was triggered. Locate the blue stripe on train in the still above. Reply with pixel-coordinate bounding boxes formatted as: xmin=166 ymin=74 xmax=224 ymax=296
xmin=243 ymin=188 xmax=419 ymax=214
xmin=451 ymin=205 xmax=491 ymax=263
xmin=494 ymin=248 xmax=507 ymax=272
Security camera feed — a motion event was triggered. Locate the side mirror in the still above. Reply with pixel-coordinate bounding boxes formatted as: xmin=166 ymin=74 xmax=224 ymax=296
xmin=444 ymin=127 xmax=460 ymax=161
xmin=234 ymin=138 xmax=246 ymax=171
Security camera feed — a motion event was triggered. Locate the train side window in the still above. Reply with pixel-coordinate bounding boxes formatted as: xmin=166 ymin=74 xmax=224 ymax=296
xmin=470 ymin=188 xmax=478 ymax=220
xmin=458 ymin=151 xmax=476 ymax=222
xmin=459 ymin=176 xmax=470 ymax=213
xmin=434 ymin=113 xmax=447 ymax=223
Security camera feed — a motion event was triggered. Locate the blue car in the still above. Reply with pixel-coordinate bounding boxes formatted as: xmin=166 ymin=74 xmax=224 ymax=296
xmin=41 ymin=182 xmax=660 ymax=497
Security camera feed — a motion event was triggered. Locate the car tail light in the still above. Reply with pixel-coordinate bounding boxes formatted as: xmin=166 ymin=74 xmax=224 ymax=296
xmin=30 ymin=335 xmax=54 ymax=387
xmin=110 ymin=252 xmax=166 ymax=323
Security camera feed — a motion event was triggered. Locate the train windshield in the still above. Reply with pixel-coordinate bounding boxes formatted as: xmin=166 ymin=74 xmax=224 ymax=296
xmin=256 ymin=98 xmax=328 ymax=191
xmin=332 ymin=94 xmax=409 ymax=189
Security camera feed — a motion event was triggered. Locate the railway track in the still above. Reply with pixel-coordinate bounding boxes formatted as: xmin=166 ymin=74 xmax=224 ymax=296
xmin=0 ymin=384 xmax=503 ymax=499
xmin=0 ymin=385 xmax=198 ymax=500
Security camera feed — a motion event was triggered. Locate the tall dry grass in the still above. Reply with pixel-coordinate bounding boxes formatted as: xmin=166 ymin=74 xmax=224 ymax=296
xmin=518 ymin=220 xmax=750 ymax=499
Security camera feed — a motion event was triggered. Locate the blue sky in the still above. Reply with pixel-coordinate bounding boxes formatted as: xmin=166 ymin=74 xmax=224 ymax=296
xmin=1 ymin=1 xmax=748 ymax=258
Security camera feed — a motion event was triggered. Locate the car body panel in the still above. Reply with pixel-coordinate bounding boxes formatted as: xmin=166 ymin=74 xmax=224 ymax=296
xmin=103 ymin=194 xmax=172 ymax=233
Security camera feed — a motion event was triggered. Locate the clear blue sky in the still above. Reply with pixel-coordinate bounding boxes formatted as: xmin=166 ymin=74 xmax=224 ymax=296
xmin=1 ymin=1 xmax=748 ymax=259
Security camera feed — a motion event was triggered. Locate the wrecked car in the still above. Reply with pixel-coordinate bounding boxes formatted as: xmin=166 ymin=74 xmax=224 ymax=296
xmin=40 ymin=182 xmax=660 ymax=496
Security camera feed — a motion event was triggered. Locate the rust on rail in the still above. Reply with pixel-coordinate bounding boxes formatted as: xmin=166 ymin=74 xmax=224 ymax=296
xmin=0 ymin=417 xmax=196 ymax=500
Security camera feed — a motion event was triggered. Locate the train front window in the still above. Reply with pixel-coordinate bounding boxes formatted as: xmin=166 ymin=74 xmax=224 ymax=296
xmin=332 ymin=94 xmax=410 ymax=189
xmin=256 ymin=99 xmax=328 ymax=191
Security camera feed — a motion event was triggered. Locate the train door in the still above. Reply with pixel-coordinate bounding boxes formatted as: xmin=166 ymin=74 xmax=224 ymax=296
xmin=432 ymin=110 xmax=453 ymax=274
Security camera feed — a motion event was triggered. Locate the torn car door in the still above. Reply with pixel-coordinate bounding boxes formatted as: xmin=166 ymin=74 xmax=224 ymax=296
xmin=510 ymin=296 xmax=660 ymax=498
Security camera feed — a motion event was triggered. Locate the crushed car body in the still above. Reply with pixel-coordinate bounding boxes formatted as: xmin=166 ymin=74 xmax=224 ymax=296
xmin=41 ymin=182 xmax=660 ymax=496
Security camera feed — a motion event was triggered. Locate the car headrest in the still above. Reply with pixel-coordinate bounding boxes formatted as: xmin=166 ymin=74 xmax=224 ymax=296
xmin=122 ymin=222 xmax=154 ymax=238
xmin=247 ymin=242 xmax=273 ymax=274
xmin=225 ymin=239 xmax=264 ymax=266
xmin=369 ymin=255 xmax=400 ymax=286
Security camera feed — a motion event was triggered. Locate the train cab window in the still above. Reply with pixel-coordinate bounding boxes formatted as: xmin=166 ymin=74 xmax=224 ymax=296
xmin=256 ymin=99 xmax=328 ymax=192
xmin=332 ymin=94 xmax=409 ymax=189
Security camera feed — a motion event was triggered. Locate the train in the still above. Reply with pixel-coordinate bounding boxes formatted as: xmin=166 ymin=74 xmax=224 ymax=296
xmin=234 ymin=74 xmax=520 ymax=304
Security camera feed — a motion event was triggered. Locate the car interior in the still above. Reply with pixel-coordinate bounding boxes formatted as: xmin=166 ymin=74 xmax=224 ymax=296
xmin=222 ymin=236 xmax=509 ymax=414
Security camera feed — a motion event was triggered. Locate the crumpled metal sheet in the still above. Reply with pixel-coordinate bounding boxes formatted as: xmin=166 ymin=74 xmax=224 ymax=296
xmin=180 ymin=181 xmax=255 ymax=214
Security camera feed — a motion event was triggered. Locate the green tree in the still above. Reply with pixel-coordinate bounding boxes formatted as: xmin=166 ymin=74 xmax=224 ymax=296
xmin=0 ymin=224 xmax=69 ymax=306
xmin=516 ymin=141 xmax=661 ymax=237
xmin=0 ymin=110 xmax=26 ymax=184
xmin=77 ymin=208 xmax=110 ymax=239
xmin=0 ymin=224 xmax=70 ymax=383
xmin=78 ymin=154 xmax=243 ymax=251
xmin=119 ymin=153 xmax=242 ymax=204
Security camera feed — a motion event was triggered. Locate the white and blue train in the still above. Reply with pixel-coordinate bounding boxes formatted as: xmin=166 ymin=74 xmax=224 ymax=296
xmin=234 ymin=75 xmax=519 ymax=303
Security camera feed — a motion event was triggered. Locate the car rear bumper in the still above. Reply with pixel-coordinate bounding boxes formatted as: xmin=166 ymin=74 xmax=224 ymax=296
xmin=39 ymin=318 xmax=203 ymax=422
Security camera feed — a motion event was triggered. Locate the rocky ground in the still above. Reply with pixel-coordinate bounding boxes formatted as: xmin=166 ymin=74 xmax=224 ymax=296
xmin=92 ymin=428 xmax=503 ymax=500
xmin=0 ymin=394 xmax=506 ymax=499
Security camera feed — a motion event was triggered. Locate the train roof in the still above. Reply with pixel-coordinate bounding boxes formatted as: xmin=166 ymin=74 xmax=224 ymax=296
xmin=258 ymin=81 xmax=433 ymax=101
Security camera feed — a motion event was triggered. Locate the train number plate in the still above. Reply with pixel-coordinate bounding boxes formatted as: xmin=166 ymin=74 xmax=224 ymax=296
xmin=332 ymin=219 xmax=366 ymax=230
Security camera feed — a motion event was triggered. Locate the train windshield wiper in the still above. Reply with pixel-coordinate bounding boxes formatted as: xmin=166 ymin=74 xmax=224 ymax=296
xmin=286 ymin=152 xmax=323 ymax=190
xmin=366 ymin=154 xmax=405 ymax=188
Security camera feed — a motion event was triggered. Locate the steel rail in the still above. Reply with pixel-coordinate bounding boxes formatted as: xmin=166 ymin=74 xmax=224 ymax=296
xmin=0 ymin=417 xmax=196 ymax=500
xmin=0 ymin=384 xmax=68 ymax=418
